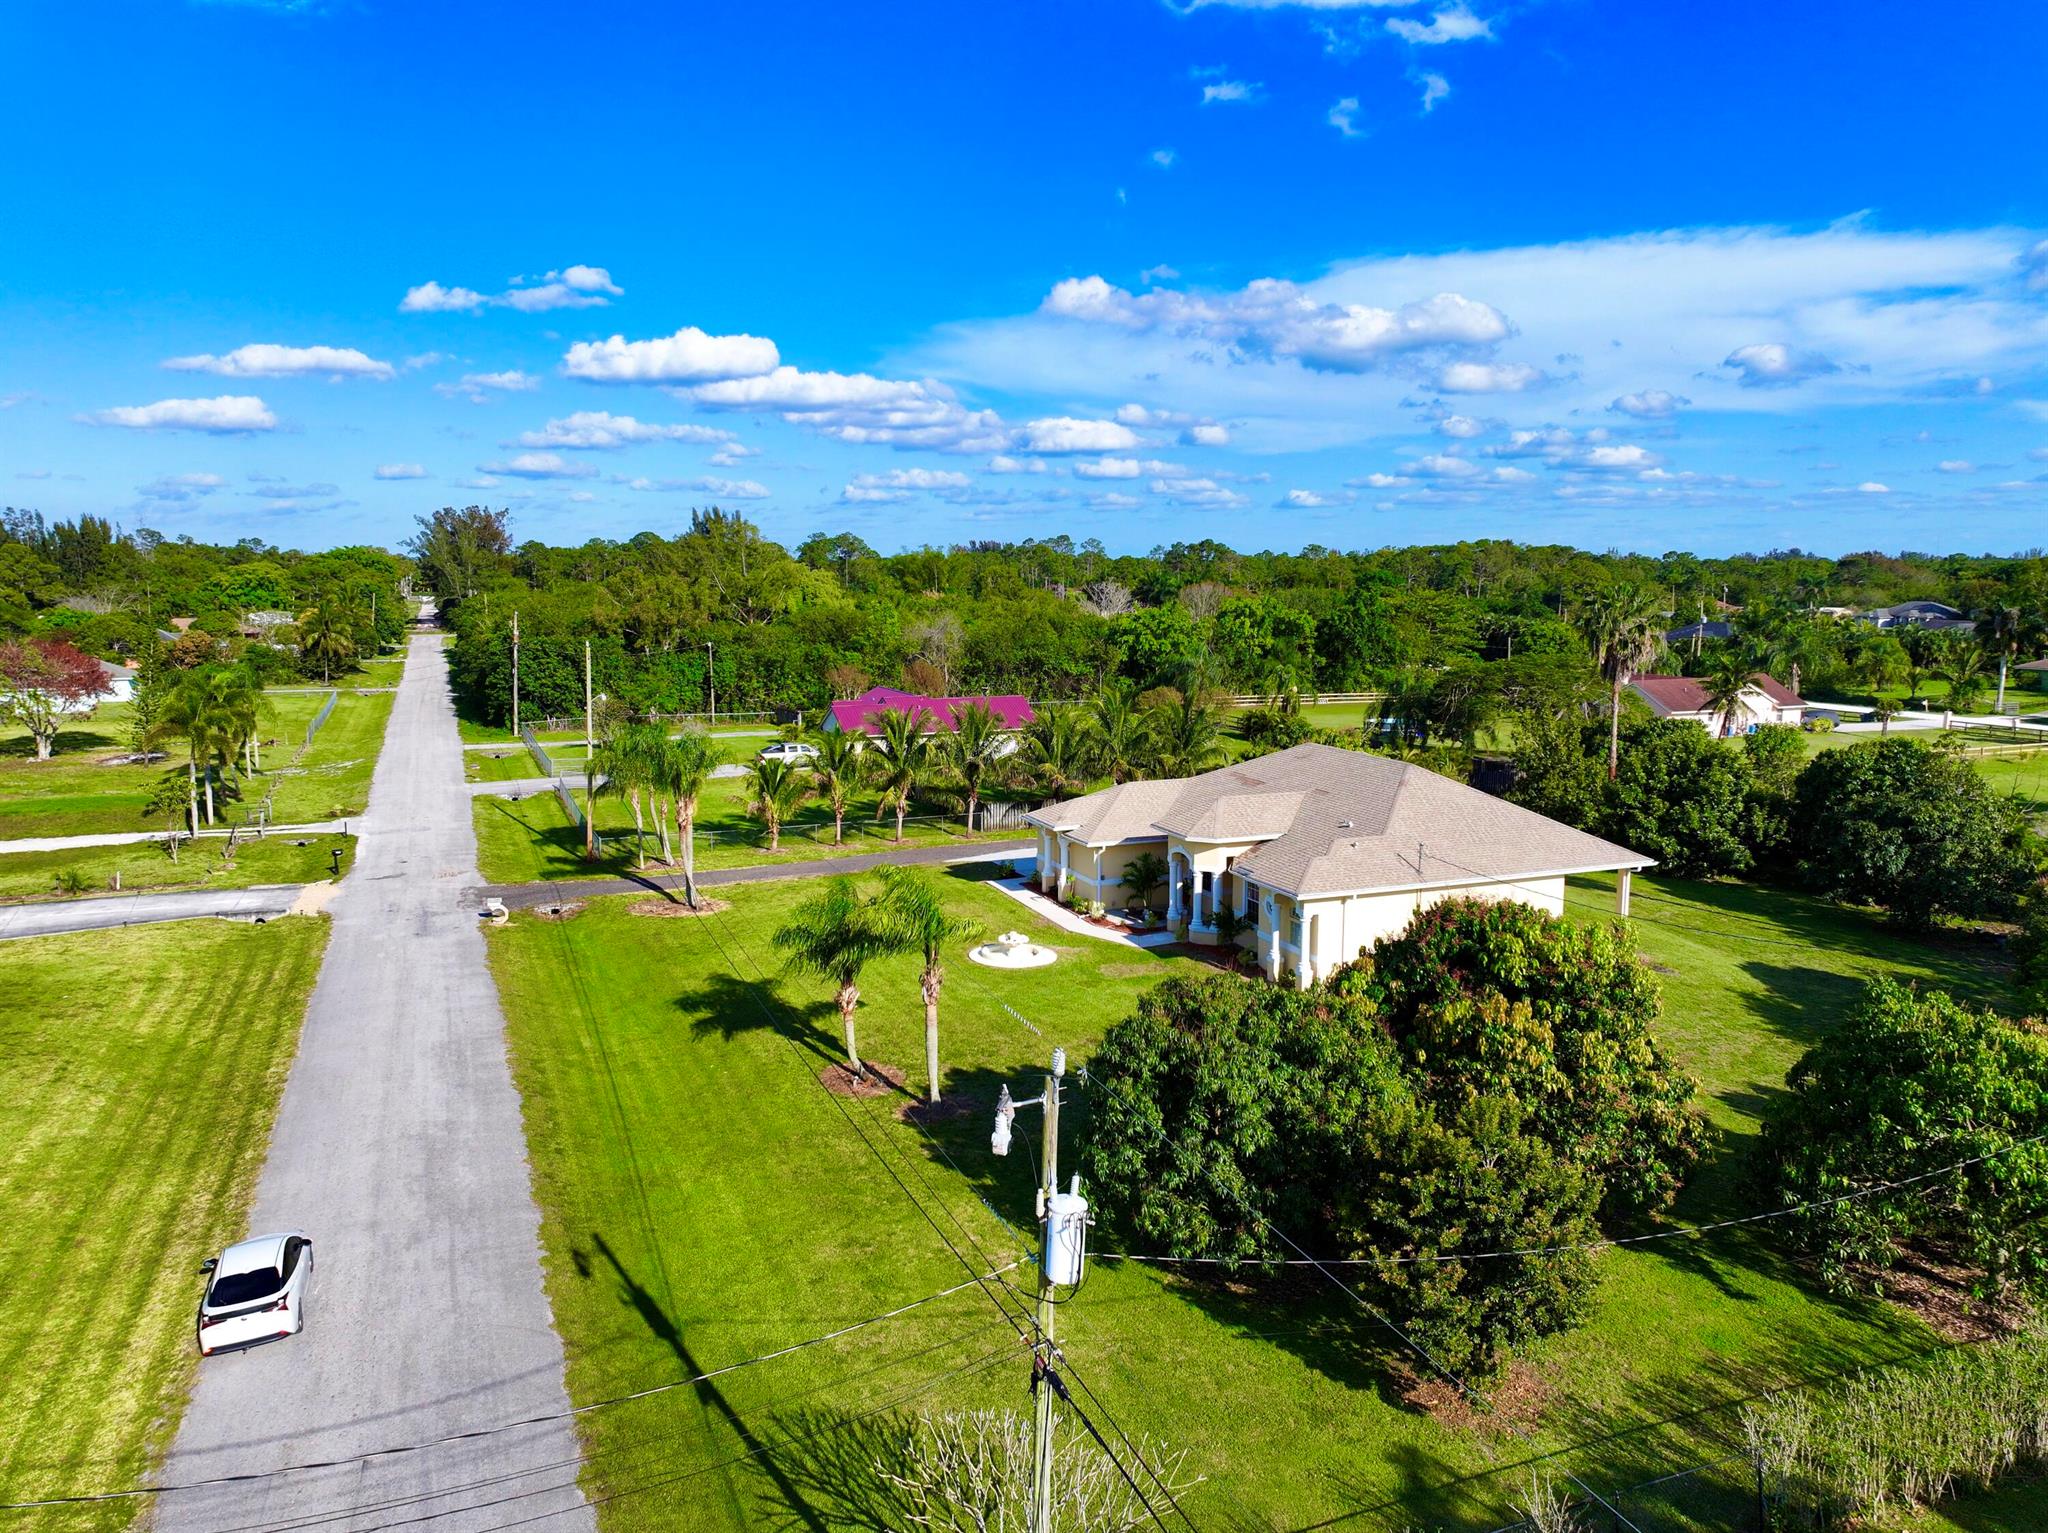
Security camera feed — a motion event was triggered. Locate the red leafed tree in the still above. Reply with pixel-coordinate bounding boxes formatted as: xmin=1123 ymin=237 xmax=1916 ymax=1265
xmin=0 ymin=638 xmax=111 ymax=760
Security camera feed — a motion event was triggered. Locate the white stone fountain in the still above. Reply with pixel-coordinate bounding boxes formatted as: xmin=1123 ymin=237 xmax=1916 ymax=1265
xmin=968 ymin=929 xmax=1057 ymax=970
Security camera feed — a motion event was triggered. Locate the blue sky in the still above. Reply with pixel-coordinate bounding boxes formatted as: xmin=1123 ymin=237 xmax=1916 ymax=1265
xmin=4 ymin=0 xmax=2046 ymax=557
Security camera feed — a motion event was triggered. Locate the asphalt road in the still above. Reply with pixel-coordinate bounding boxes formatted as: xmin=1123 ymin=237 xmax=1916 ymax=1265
xmin=0 ymin=885 xmax=304 ymax=940
xmin=157 ymin=631 xmax=593 ymax=1532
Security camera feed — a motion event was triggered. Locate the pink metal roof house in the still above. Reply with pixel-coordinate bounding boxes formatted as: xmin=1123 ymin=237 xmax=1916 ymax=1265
xmin=823 ymin=686 xmax=1036 ymax=735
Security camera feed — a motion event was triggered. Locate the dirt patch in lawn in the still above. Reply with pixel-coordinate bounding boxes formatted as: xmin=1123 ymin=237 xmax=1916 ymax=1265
xmin=819 ymin=1061 xmax=908 ymax=1099
xmin=1403 ymin=1359 xmax=1554 ymax=1437
xmin=532 ymin=900 xmax=585 ymax=922
xmin=1872 ymin=1251 xmax=2033 ymax=1342
xmin=1101 ymin=962 xmax=1165 ymax=979
xmin=628 ymin=896 xmax=730 ymax=918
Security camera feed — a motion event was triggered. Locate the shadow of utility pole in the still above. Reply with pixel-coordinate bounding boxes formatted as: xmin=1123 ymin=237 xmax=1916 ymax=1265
xmin=591 ymin=1232 xmax=830 ymax=1532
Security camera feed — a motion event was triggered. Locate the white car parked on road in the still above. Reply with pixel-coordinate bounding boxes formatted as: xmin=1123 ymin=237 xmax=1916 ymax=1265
xmin=196 ymin=1232 xmax=313 ymax=1355
xmin=756 ymin=740 xmax=820 ymax=764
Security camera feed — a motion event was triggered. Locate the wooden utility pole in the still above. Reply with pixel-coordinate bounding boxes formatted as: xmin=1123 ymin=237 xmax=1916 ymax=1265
xmin=705 ymin=640 xmax=715 ymax=723
xmin=511 ymin=610 xmax=521 ymax=735
xmin=583 ymin=638 xmax=597 ymax=861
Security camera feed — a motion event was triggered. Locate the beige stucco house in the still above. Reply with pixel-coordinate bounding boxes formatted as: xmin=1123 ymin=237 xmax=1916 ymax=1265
xmin=1024 ymin=742 xmax=1652 ymax=988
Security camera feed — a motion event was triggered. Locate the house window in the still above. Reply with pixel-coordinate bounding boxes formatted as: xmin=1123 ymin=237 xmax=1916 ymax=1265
xmin=1286 ymin=904 xmax=1302 ymax=948
xmin=1243 ymin=881 xmax=1258 ymax=920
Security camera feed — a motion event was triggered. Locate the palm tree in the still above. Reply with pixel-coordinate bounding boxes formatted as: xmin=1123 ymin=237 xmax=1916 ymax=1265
xmin=944 ymin=700 xmax=1008 ymax=833
xmin=871 ymin=706 xmax=938 ymax=842
xmin=1119 ymin=850 xmax=1167 ymax=913
xmin=1699 ymin=646 xmax=1757 ymax=739
xmin=297 ymin=594 xmax=359 ymax=684
xmin=1977 ymin=603 xmax=2047 ymax=713
xmin=772 ymin=875 xmax=896 ymax=1082
xmin=1576 ymin=582 xmax=1666 ymax=779
xmin=593 ymin=722 xmax=665 ymax=868
xmin=1147 ymin=693 xmax=1228 ymax=778
xmin=1023 ymin=702 xmax=1090 ymax=799
xmin=1087 ymin=683 xmax=1152 ymax=783
xmin=659 ymin=728 xmax=718 ymax=906
xmin=875 ymin=866 xmax=979 ymax=1105
xmin=1933 ymin=630 xmax=1989 ymax=712
xmin=1900 ymin=626 xmax=1940 ymax=704
xmin=808 ymin=729 xmax=864 ymax=845
xmin=143 ymin=672 xmax=205 ymax=836
xmin=744 ymin=756 xmax=810 ymax=851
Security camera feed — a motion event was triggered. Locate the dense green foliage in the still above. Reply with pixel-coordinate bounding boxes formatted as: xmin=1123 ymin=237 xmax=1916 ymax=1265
xmin=1753 ymin=978 xmax=2048 ymax=1296
xmin=1083 ymin=898 xmax=1702 ymax=1374
xmin=1601 ymin=717 xmax=1756 ymax=878
xmin=1344 ymin=896 xmax=1707 ymax=1216
xmin=1792 ymin=739 xmax=2041 ymax=927
xmin=2017 ymin=903 xmax=2048 ymax=1016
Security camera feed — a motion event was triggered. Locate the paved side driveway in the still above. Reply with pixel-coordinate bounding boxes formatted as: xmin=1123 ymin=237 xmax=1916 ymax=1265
xmin=157 ymin=633 xmax=592 ymax=1532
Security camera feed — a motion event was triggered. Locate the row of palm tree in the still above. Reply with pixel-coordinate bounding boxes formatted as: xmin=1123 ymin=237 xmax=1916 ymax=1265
xmin=587 ymin=723 xmax=719 ymax=904
xmin=141 ymin=664 xmax=269 ymax=834
xmin=771 ymin=866 xmax=977 ymax=1104
xmin=1018 ymin=684 xmax=1230 ymax=794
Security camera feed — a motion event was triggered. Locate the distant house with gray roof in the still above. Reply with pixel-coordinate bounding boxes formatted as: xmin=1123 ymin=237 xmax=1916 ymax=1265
xmin=1024 ymin=742 xmax=1650 ymax=988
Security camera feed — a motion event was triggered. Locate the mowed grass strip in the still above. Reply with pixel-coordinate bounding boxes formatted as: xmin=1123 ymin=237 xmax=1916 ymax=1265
xmin=0 ymin=917 xmax=328 ymax=1527
xmin=0 ymin=833 xmax=353 ymax=903
xmin=490 ymin=867 xmax=1992 ymax=1531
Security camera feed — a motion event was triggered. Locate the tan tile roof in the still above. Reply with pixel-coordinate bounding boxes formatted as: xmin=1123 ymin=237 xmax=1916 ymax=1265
xmin=1027 ymin=742 xmax=1652 ymax=898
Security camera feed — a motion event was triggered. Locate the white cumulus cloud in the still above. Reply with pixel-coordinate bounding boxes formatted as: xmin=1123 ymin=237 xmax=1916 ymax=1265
xmin=1437 ymin=360 xmax=1542 ymax=392
xmin=1416 ymin=71 xmax=1451 ymax=111
xmin=563 ymin=326 xmax=779 ymax=384
xmin=516 ymin=411 xmax=736 ymax=449
xmin=375 ymin=463 xmax=428 ymax=479
xmin=437 ymin=370 xmax=541 ymax=402
xmin=1328 ymin=97 xmax=1364 ymax=136
xmin=1723 ymin=342 xmax=1840 ymax=388
xmin=1609 ymin=389 xmax=1688 ymax=418
xmin=1201 ymin=79 xmax=1260 ymax=105
xmin=1386 ymin=5 xmax=1490 ymax=43
xmin=403 ymin=265 xmax=623 ymax=314
xmin=1020 ymin=417 xmax=1143 ymax=453
xmin=87 ymin=396 xmax=276 ymax=433
xmin=164 ymin=343 xmax=395 ymax=380
xmin=478 ymin=452 xmax=598 ymax=480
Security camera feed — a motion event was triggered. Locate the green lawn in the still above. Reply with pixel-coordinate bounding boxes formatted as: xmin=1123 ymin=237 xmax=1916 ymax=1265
xmin=0 ymin=917 xmax=330 ymax=1527
xmin=473 ymin=772 xmax=1018 ymax=885
xmin=0 ymin=832 xmax=353 ymax=902
xmin=0 ymin=694 xmax=330 ymax=843
xmin=487 ymin=867 xmax=2003 ymax=1531
xmin=261 ymin=691 xmax=395 ymax=824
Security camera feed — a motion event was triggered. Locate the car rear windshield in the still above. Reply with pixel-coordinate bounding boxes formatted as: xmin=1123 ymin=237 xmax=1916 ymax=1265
xmin=208 ymin=1267 xmax=284 ymax=1307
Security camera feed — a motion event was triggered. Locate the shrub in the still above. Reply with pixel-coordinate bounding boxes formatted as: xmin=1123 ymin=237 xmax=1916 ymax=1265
xmin=1791 ymin=738 xmax=2042 ymax=928
xmin=1751 ymin=977 xmax=2048 ymax=1297
xmin=1239 ymin=705 xmax=1314 ymax=750
xmin=1600 ymin=718 xmax=1754 ymax=878
xmin=1505 ymin=709 xmax=1604 ymax=830
xmin=1347 ymin=897 xmax=1707 ymax=1217
xmin=2014 ymin=902 xmax=2048 ymax=1017
xmin=1332 ymin=1094 xmax=1602 ymax=1379
xmin=1742 ymin=723 xmax=1806 ymax=870
xmin=1080 ymin=972 xmax=1410 ymax=1265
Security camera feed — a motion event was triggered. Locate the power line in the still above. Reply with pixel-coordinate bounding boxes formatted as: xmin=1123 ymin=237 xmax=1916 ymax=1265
xmin=1042 ymin=1369 xmax=1174 ymax=1533
xmin=0 ymin=1266 xmax=1022 ymax=1514
xmin=1094 ymin=1125 xmax=2048 ymax=1269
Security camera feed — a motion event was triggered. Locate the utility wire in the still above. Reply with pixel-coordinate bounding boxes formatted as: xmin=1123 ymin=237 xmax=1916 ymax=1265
xmin=0 ymin=1265 xmax=1022 ymax=1514
xmin=1043 ymin=1368 xmax=1175 ymax=1533
xmin=322 ymin=1337 xmax=1030 ymax=1533
xmin=1095 ymin=1124 xmax=2048 ymax=1268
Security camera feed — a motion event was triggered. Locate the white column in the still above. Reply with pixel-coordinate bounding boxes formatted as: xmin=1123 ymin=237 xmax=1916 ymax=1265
xmin=1617 ymin=868 xmax=1633 ymax=918
xmin=1057 ymin=837 xmax=1071 ymax=901
xmin=1092 ymin=849 xmax=1103 ymax=905
xmin=1165 ymin=852 xmax=1182 ymax=924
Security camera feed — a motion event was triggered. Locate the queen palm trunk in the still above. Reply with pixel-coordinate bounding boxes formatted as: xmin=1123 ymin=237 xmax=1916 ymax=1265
xmin=629 ymin=791 xmax=646 ymax=868
xmin=838 ymin=981 xmax=862 ymax=1078
xmin=186 ymin=755 xmax=200 ymax=838
xmin=894 ymin=796 xmax=908 ymax=842
xmin=677 ymin=795 xmax=699 ymax=906
xmin=921 ymin=966 xmax=943 ymax=1104
xmin=1607 ymin=671 xmax=1624 ymax=779
xmin=766 ymin=809 xmax=781 ymax=852
xmin=203 ymin=762 xmax=216 ymax=825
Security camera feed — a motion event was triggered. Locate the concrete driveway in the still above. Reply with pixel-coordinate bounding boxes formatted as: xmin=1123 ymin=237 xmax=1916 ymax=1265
xmin=156 ymin=633 xmax=591 ymax=1531
xmin=0 ymin=885 xmax=303 ymax=941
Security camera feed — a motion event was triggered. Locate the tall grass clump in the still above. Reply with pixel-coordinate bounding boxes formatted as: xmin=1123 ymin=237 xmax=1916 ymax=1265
xmin=1740 ymin=1327 xmax=2048 ymax=1528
